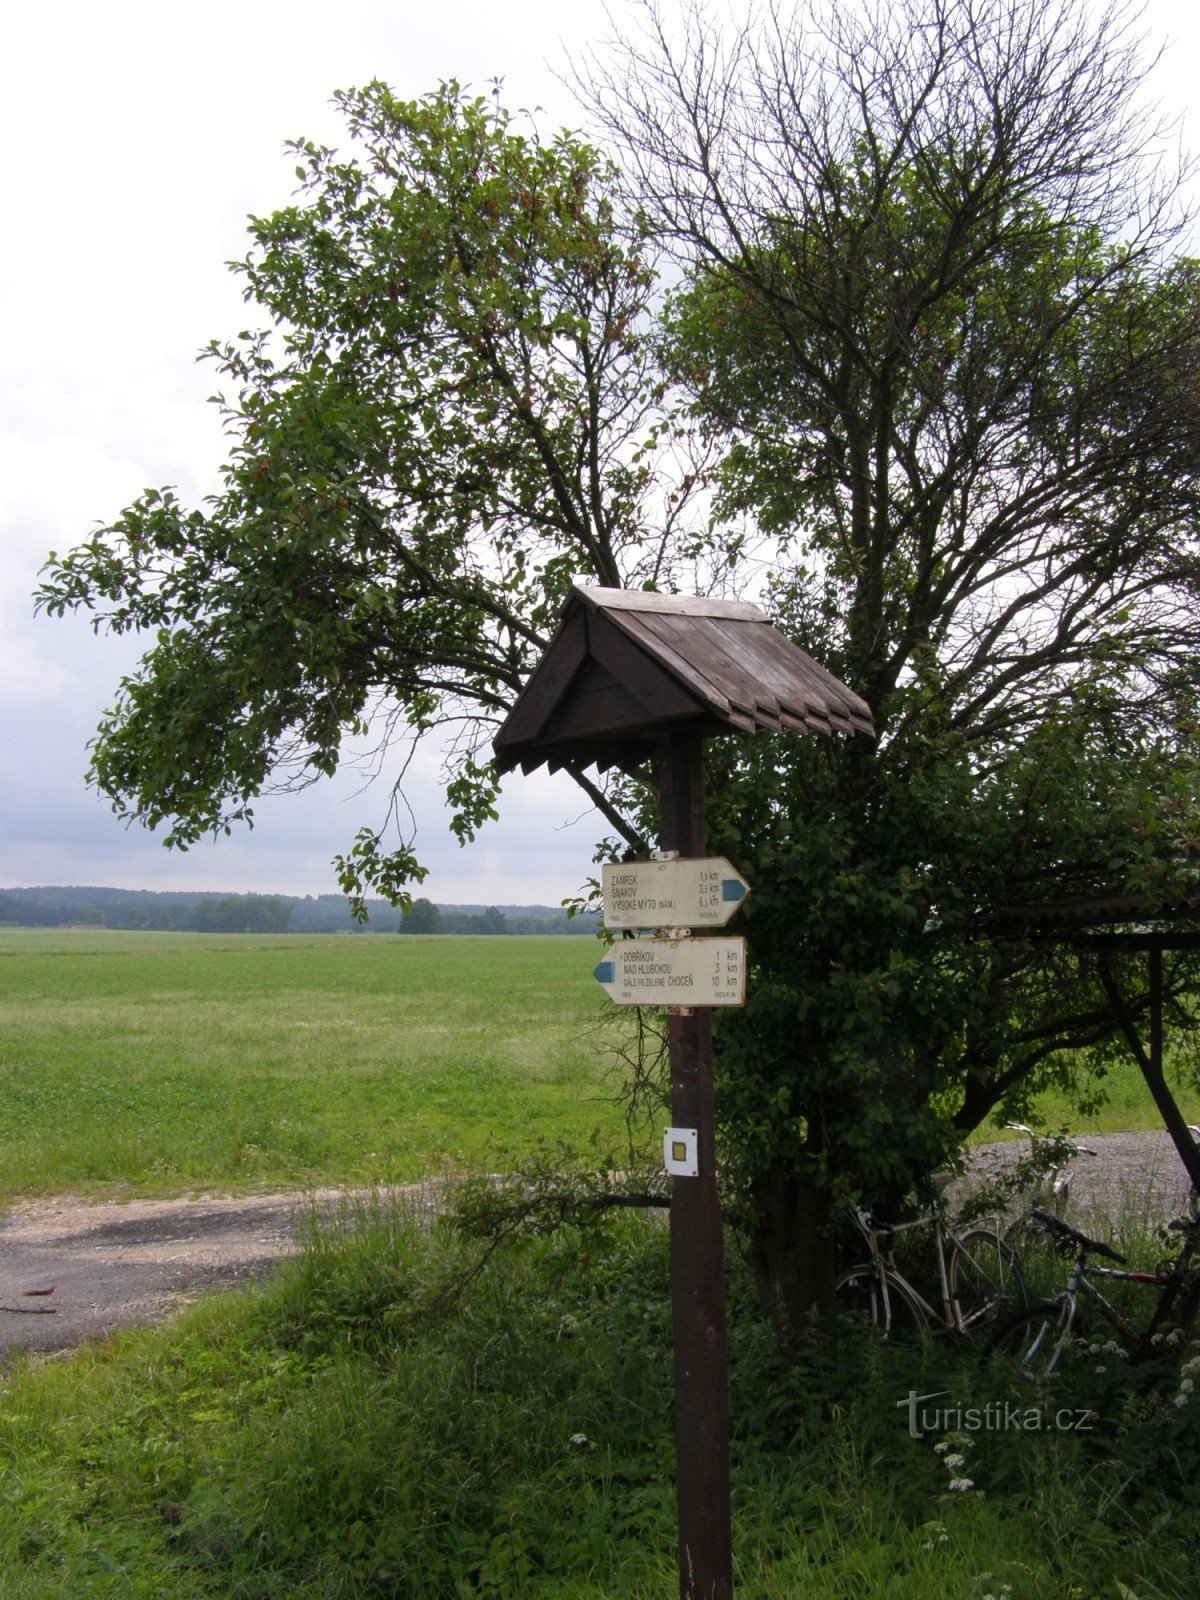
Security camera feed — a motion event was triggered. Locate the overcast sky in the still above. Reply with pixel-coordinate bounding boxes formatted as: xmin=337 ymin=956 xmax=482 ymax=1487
xmin=2 ymin=0 xmax=1198 ymax=905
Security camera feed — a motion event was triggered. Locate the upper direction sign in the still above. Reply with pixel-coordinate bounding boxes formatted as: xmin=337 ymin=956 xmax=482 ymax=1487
xmin=593 ymin=937 xmax=747 ymax=1007
xmin=602 ymin=858 xmax=751 ymax=931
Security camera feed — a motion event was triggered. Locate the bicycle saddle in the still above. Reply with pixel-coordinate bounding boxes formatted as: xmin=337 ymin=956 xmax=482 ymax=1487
xmin=1030 ymin=1208 xmax=1126 ymax=1262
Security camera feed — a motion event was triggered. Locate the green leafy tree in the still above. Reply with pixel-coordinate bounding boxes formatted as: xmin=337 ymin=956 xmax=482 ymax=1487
xmin=36 ymin=2 xmax=1200 ymax=1329
xmin=190 ymin=894 xmax=293 ymax=933
xmin=584 ymin=0 xmax=1200 ymax=1321
xmin=400 ymin=897 xmax=443 ymax=934
xmin=38 ymin=80 xmax=705 ymax=911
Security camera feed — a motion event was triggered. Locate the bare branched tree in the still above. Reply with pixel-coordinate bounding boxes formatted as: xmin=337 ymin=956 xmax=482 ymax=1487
xmin=578 ymin=0 xmax=1200 ymax=1327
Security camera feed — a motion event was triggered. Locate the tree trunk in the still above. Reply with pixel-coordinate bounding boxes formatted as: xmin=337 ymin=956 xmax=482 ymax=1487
xmin=744 ymin=1163 xmax=838 ymax=1339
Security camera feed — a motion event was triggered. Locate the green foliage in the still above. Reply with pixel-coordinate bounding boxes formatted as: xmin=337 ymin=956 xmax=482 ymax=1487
xmin=187 ymin=894 xmax=293 ymax=933
xmin=36 ymin=80 xmax=693 ymax=879
xmin=399 ymin=895 xmax=442 ymax=934
xmin=1 ymin=1206 xmax=1197 ymax=1597
xmin=576 ymin=0 xmax=1200 ymax=1314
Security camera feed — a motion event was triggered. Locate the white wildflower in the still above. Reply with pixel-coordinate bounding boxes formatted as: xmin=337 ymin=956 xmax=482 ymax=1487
xmin=947 ymin=1477 xmax=975 ymax=1491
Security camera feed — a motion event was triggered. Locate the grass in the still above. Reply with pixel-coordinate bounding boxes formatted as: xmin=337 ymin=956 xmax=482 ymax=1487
xmin=3 ymin=927 xmax=1199 ymax=1594
xmin=0 ymin=1198 xmax=1196 ymax=1598
xmin=2 ymin=925 xmax=1197 ymax=1203
xmin=0 ymin=929 xmax=623 ymax=1201
xmin=968 ymin=1061 xmax=1200 ymax=1146
xmin=1021 ymin=1065 xmax=1200 ymax=1136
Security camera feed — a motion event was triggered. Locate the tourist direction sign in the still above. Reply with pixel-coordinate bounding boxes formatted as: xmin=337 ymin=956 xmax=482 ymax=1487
xmin=593 ymin=937 xmax=746 ymax=1007
xmin=601 ymin=857 xmax=750 ymax=930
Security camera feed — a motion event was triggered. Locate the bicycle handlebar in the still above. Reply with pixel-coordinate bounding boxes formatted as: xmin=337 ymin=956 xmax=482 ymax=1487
xmin=1031 ymin=1207 xmax=1127 ymax=1263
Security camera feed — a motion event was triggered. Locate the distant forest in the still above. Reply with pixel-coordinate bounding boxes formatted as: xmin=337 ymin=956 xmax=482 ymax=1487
xmin=0 ymin=886 xmax=599 ymax=936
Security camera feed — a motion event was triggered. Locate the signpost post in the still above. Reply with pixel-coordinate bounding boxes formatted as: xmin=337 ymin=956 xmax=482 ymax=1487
xmin=653 ymin=729 xmax=734 ymax=1600
xmin=592 ymin=742 xmax=741 ymax=1597
xmin=492 ymin=585 xmax=875 ymax=1600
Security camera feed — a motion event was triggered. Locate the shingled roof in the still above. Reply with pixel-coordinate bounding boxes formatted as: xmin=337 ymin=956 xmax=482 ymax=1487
xmin=493 ymin=586 xmax=874 ymax=776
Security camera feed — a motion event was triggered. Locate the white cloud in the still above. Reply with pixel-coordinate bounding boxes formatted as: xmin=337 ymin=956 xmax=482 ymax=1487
xmin=0 ymin=634 xmax=75 ymax=705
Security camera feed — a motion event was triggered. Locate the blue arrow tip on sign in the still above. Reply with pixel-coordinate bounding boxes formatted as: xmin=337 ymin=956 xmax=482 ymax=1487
xmin=593 ymin=960 xmax=616 ymax=984
xmin=721 ymin=878 xmax=746 ymax=903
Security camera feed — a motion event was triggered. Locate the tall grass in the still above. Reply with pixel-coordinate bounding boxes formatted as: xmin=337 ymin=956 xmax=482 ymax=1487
xmin=1 ymin=1196 xmax=1196 ymax=1598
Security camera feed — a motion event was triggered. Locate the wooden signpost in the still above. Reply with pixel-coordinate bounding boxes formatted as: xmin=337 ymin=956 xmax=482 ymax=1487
xmin=493 ymin=586 xmax=873 ymax=1600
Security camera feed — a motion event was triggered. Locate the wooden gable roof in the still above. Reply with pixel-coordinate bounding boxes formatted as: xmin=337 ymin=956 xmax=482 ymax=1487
xmin=493 ymin=586 xmax=874 ymax=776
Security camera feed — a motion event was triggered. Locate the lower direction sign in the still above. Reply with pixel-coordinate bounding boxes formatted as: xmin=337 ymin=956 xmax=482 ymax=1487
xmin=593 ymin=937 xmax=746 ymax=1007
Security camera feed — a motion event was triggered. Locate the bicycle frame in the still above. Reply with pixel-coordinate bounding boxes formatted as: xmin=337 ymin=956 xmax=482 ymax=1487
xmin=846 ymin=1203 xmax=986 ymax=1335
xmin=1007 ymin=1210 xmax=1200 ymax=1373
xmin=1054 ymin=1257 xmax=1169 ymax=1353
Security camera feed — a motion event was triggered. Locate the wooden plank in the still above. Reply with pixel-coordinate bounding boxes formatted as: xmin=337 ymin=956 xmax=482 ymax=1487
xmin=493 ymin=607 xmax=588 ymax=764
xmin=588 ymin=609 xmax=715 ymax=722
xmin=649 ymin=614 xmax=778 ymax=721
xmin=752 ymin=627 xmax=873 ymax=733
xmin=738 ymin=626 xmax=841 ymax=724
xmin=540 ymin=657 xmax=659 ymax=743
xmin=634 ymin=610 xmax=872 ymax=737
xmin=605 ymin=609 xmax=747 ymax=718
xmin=495 ymin=587 xmax=874 ymax=777
xmin=578 ymin=584 xmax=762 ymax=621
xmin=1068 ymin=931 xmax=1200 ymax=950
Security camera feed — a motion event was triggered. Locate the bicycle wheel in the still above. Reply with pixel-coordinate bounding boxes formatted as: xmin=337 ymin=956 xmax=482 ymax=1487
xmin=985 ymin=1300 xmax=1072 ymax=1378
xmin=949 ymin=1227 xmax=1030 ymax=1336
xmin=835 ymin=1264 xmax=927 ymax=1340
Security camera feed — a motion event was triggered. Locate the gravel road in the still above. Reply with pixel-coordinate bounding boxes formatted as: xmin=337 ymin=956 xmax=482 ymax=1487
xmin=0 ymin=1187 xmax=366 ymax=1360
xmin=1 ymin=1132 xmax=1195 ymax=1360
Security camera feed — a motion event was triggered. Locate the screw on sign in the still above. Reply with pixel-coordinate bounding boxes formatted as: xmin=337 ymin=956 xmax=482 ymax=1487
xmin=492 ymin=587 xmax=874 ymax=1600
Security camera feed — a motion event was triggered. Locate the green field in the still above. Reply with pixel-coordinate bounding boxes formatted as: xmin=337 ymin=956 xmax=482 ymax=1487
xmin=1 ymin=927 xmax=1195 ymax=1204
xmin=0 ymin=929 xmax=622 ymax=1200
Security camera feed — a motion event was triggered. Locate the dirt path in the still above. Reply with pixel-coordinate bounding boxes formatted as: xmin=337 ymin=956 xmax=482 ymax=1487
xmin=1 ymin=1132 xmax=1195 ymax=1360
xmin=0 ymin=1187 xmax=363 ymax=1360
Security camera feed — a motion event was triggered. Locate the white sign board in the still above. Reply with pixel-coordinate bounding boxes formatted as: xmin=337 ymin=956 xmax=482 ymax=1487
xmin=593 ymin=938 xmax=747 ymax=1007
xmin=601 ymin=858 xmax=750 ymax=930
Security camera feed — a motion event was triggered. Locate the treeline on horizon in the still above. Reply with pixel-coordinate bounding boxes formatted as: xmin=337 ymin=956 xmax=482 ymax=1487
xmin=0 ymin=886 xmax=599 ymax=937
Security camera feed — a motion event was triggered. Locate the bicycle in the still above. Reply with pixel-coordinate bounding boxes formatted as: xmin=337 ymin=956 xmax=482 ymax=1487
xmin=835 ymin=1187 xmax=1029 ymax=1339
xmin=987 ymin=1207 xmax=1200 ymax=1377
xmin=1001 ymin=1122 xmax=1096 ymax=1226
